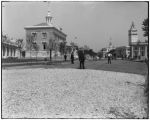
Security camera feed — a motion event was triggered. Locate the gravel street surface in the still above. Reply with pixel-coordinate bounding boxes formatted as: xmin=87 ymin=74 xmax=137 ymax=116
xmin=2 ymin=68 xmax=147 ymax=118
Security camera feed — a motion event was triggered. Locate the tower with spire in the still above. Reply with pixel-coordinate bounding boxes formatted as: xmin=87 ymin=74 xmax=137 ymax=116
xmin=128 ymin=21 xmax=138 ymax=45
xmin=45 ymin=11 xmax=53 ymax=26
xmin=128 ymin=21 xmax=148 ymax=60
xmin=45 ymin=2 xmax=53 ymax=26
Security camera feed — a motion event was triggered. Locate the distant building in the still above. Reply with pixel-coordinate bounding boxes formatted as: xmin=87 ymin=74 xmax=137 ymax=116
xmin=66 ymin=45 xmax=78 ymax=59
xmin=2 ymin=35 xmax=20 ymax=58
xmin=24 ymin=10 xmax=67 ymax=58
xmin=128 ymin=22 xmax=148 ymax=60
xmin=101 ymin=42 xmax=115 ymax=58
xmin=114 ymin=46 xmax=130 ymax=58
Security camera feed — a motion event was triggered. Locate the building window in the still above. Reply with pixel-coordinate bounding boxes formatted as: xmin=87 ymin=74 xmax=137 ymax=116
xmin=32 ymin=32 xmax=37 ymax=39
xmin=42 ymin=42 xmax=46 ymax=50
xmin=42 ymin=32 xmax=47 ymax=39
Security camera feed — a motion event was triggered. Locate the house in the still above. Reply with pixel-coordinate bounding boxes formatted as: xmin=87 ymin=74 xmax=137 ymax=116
xmin=24 ymin=11 xmax=67 ymax=59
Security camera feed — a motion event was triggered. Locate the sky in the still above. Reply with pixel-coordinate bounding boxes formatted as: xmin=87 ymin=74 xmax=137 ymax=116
xmin=2 ymin=1 xmax=148 ymax=52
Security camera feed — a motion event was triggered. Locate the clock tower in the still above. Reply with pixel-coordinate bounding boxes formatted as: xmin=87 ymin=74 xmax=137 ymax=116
xmin=128 ymin=22 xmax=138 ymax=45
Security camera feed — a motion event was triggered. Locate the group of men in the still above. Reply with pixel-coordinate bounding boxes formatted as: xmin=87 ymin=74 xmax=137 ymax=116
xmin=64 ymin=49 xmax=112 ymax=69
xmin=64 ymin=48 xmax=85 ymax=69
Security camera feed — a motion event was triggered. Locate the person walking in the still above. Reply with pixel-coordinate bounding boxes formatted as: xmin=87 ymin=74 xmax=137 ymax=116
xmin=78 ymin=49 xmax=85 ymax=69
xmin=108 ymin=53 xmax=112 ymax=64
xmin=71 ymin=52 xmax=74 ymax=64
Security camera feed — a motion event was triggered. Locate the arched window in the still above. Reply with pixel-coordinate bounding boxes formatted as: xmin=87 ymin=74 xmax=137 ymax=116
xmin=43 ymin=44 xmax=46 ymax=50
xmin=32 ymin=32 xmax=37 ymax=39
xmin=42 ymin=32 xmax=47 ymax=39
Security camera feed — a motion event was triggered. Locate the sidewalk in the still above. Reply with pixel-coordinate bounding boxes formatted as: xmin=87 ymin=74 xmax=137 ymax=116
xmin=2 ymin=60 xmax=69 ymax=67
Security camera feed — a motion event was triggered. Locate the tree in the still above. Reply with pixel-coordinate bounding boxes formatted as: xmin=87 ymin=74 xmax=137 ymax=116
xmin=59 ymin=42 xmax=65 ymax=55
xmin=97 ymin=51 xmax=103 ymax=59
xmin=16 ymin=39 xmax=24 ymax=58
xmin=83 ymin=45 xmax=90 ymax=50
xmin=142 ymin=18 xmax=148 ymax=38
xmin=70 ymin=42 xmax=77 ymax=47
xmin=84 ymin=49 xmax=97 ymax=60
xmin=2 ymin=33 xmax=8 ymax=42
xmin=26 ymin=35 xmax=34 ymax=59
xmin=142 ymin=18 xmax=149 ymax=59
xmin=70 ymin=42 xmax=78 ymax=52
xmin=142 ymin=18 xmax=149 ymax=97
xmin=47 ymin=39 xmax=56 ymax=61
xmin=33 ymin=43 xmax=39 ymax=60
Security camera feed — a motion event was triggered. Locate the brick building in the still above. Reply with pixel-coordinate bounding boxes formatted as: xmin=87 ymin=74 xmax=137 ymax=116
xmin=24 ymin=11 xmax=67 ymax=58
xmin=100 ymin=42 xmax=115 ymax=58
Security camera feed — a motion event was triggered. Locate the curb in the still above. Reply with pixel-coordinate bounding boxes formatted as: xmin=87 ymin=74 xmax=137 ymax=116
xmin=2 ymin=61 xmax=70 ymax=67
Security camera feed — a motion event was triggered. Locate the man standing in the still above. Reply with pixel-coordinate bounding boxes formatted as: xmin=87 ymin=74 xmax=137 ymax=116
xmin=71 ymin=52 xmax=74 ymax=64
xmin=108 ymin=53 xmax=112 ymax=64
xmin=78 ymin=49 xmax=85 ymax=69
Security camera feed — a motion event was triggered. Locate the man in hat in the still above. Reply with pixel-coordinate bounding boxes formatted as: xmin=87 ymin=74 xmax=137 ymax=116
xmin=71 ymin=52 xmax=74 ymax=64
xmin=107 ymin=53 xmax=112 ymax=64
xmin=78 ymin=48 xmax=85 ymax=69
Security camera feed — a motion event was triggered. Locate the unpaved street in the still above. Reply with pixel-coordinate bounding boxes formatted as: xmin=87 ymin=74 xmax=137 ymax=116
xmin=2 ymin=67 xmax=148 ymax=118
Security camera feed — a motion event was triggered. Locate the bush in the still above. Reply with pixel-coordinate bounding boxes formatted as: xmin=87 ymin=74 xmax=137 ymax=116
xmin=44 ymin=58 xmax=47 ymax=61
xmin=7 ymin=57 xmax=18 ymax=60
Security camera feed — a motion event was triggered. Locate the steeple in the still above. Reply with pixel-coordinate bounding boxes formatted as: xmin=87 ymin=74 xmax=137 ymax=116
xmin=128 ymin=21 xmax=138 ymax=45
xmin=45 ymin=2 xmax=53 ymax=26
xmin=130 ymin=21 xmax=136 ymax=30
xmin=109 ymin=37 xmax=112 ymax=47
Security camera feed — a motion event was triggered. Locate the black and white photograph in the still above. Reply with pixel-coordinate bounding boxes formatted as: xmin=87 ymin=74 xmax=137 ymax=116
xmin=1 ymin=1 xmax=149 ymax=119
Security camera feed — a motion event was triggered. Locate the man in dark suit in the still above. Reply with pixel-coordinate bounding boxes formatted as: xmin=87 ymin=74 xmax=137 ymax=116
xmin=78 ymin=49 xmax=85 ymax=69
xmin=71 ymin=52 xmax=74 ymax=64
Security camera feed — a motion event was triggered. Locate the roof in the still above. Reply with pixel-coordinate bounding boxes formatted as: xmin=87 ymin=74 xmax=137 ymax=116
xmin=2 ymin=38 xmax=18 ymax=47
xmin=34 ymin=22 xmax=50 ymax=26
xmin=101 ymin=48 xmax=107 ymax=51
xmin=34 ymin=22 xmax=55 ymax=28
xmin=131 ymin=42 xmax=148 ymax=46
xmin=24 ymin=22 xmax=67 ymax=37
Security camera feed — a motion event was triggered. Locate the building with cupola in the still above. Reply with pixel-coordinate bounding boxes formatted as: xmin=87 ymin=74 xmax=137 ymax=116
xmin=128 ymin=22 xmax=148 ymax=60
xmin=100 ymin=41 xmax=115 ymax=58
xmin=24 ymin=9 xmax=67 ymax=58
